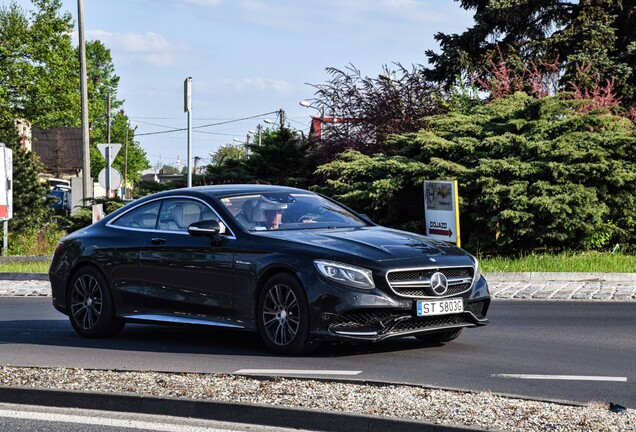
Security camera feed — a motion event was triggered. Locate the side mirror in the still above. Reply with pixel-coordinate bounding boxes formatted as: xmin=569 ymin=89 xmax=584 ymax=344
xmin=188 ymin=219 xmax=221 ymax=237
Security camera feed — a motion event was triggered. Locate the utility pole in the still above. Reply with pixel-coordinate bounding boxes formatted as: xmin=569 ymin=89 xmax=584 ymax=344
xmin=184 ymin=77 xmax=192 ymax=188
xmin=124 ymin=128 xmax=128 ymax=199
xmin=257 ymin=124 xmax=262 ymax=146
xmin=107 ymin=92 xmax=111 ymax=144
xmin=78 ymin=0 xmax=92 ymax=201
xmin=279 ymin=109 xmax=285 ymax=131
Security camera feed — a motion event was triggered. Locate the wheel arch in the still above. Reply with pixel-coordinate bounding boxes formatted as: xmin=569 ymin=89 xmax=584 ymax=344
xmin=65 ymin=260 xmax=112 ymax=307
xmin=67 ymin=259 xmax=106 ymax=285
xmin=252 ymin=266 xmax=303 ymax=318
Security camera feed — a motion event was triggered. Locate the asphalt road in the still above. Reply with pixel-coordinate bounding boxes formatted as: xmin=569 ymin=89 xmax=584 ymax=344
xmin=0 ymin=402 xmax=312 ymax=432
xmin=0 ymin=298 xmax=634 ymax=408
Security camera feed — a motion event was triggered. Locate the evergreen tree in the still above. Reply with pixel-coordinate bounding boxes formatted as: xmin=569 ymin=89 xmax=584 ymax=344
xmin=0 ymin=125 xmax=50 ymax=235
xmin=318 ymin=93 xmax=636 ymax=254
xmin=425 ymin=0 xmax=636 ymax=107
xmin=205 ymin=127 xmax=316 ymax=188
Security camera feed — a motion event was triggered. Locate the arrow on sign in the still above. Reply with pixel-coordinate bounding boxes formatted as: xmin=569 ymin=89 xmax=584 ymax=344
xmin=429 ymin=228 xmax=453 ymax=237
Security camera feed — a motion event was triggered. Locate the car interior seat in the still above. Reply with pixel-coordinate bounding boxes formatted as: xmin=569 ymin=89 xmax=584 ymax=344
xmin=238 ymin=198 xmax=260 ymax=225
xmin=173 ymin=203 xmax=202 ymax=229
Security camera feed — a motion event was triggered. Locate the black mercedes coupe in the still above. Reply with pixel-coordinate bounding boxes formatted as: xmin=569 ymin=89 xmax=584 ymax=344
xmin=50 ymin=185 xmax=490 ymax=354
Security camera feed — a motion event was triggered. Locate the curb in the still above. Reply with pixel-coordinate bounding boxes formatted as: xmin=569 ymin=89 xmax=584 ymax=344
xmin=0 ymin=386 xmax=484 ymax=432
xmin=0 ymin=256 xmax=50 ymax=263
xmin=485 ymin=272 xmax=636 ymax=283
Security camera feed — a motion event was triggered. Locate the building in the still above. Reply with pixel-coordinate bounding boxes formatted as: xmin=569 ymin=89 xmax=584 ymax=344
xmin=31 ymin=126 xmax=83 ymax=179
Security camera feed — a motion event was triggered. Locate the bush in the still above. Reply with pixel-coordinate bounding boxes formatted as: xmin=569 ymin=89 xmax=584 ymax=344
xmin=317 ymin=93 xmax=636 ymax=254
xmin=4 ymin=221 xmax=66 ymax=256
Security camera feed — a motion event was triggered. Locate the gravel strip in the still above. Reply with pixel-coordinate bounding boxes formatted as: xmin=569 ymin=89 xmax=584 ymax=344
xmin=0 ymin=367 xmax=632 ymax=432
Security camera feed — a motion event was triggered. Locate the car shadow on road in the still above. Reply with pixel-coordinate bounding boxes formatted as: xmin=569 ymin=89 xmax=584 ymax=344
xmin=0 ymin=319 xmax=451 ymax=359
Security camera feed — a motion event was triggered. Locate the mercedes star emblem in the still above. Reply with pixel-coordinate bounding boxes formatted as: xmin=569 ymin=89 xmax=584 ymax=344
xmin=430 ymin=272 xmax=449 ymax=295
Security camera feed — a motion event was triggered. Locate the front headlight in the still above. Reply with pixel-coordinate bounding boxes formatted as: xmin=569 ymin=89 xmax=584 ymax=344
xmin=471 ymin=255 xmax=482 ymax=282
xmin=314 ymin=260 xmax=375 ymax=290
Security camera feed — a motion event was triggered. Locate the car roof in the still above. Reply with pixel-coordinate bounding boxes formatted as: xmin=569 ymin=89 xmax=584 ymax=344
xmin=101 ymin=184 xmax=313 ymax=224
xmin=189 ymin=184 xmax=309 ymax=198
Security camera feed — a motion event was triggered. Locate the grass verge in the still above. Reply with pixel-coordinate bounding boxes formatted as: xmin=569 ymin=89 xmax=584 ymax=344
xmin=1 ymin=252 xmax=635 ymax=274
xmin=481 ymin=251 xmax=636 ymax=273
xmin=0 ymin=261 xmax=50 ymax=273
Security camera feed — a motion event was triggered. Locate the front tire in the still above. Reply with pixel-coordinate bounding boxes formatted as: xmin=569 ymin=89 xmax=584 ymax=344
xmin=257 ymin=273 xmax=319 ymax=355
xmin=68 ymin=266 xmax=124 ymax=338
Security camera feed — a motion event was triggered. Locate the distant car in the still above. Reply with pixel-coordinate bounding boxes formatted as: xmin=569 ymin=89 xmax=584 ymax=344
xmin=49 ymin=185 xmax=490 ymax=354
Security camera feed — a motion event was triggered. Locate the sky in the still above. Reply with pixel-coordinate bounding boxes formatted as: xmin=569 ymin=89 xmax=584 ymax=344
xmin=12 ymin=0 xmax=474 ymax=169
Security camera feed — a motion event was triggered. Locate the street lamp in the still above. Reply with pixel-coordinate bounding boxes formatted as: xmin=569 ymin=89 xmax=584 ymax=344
xmin=299 ymin=100 xmax=324 ymax=117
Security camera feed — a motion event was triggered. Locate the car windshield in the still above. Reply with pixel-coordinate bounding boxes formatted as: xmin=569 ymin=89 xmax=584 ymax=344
xmin=220 ymin=192 xmax=367 ymax=232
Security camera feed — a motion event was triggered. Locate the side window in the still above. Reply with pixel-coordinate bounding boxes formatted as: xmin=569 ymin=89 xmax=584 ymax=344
xmin=111 ymin=201 xmax=161 ymax=229
xmin=157 ymin=199 xmax=215 ymax=232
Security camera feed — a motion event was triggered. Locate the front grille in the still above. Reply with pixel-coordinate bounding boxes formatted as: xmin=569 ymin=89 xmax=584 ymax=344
xmin=330 ymin=310 xmax=400 ymax=329
xmin=328 ymin=308 xmax=474 ymax=336
xmin=392 ymin=315 xmax=469 ymax=333
xmin=395 ymin=283 xmax=471 ymax=298
xmin=386 ymin=266 xmax=474 ymax=299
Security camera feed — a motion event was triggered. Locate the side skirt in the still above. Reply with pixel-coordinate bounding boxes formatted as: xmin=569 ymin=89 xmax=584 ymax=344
xmin=120 ymin=313 xmax=253 ymax=330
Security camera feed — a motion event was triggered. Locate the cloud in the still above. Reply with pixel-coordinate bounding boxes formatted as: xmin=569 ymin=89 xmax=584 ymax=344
xmin=181 ymin=0 xmax=223 ymax=7
xmin=86 ymin=30 xmax=181 ymax=66
xmin=219 ymin=77 xmax=295 ymax=94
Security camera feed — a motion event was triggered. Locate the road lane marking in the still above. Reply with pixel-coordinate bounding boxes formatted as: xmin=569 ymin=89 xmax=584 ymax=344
xmin=0 ymin=409 xmax=223 ymax=432
xmin=234 ymin=369 xmax=362 ymax=376
xmin=492 ymin=374 xmax=627 ymax=382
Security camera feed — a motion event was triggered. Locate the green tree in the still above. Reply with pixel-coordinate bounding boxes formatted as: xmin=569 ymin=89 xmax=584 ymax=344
xmin=90 ymin=111 xmax=150 ymax=185
xmin=307 ymin=64 xmax=444 ymax=160
xmin=0 ymin=1 xmax=68 ymax=242
xmin=425 ymin=0 xmax=636 ymax=108
xmin=84 ymin=41 xmax=150 ymax=184
xmin=0 ymin=0 xmax=79 ymax=128
xmin=0 ymin=125 xmax=50 ymax=235
xmin=246 ymin=127 xmax=314 ymax=186
xmin=205 ymin=127 xmax=316 ymax=188
xmin=318 ymin=93 xmax=636 ymax=254
xmin=315 ymin=150 xmax=426 ymax=233
xmin=209 ymin=143 xmax=247 ymax=165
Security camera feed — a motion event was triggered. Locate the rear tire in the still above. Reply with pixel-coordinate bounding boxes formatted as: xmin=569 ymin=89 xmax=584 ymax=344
xmin=68 ymin=266 xmax=124 ymax=338
xmin=257 ymin=273 xmax=319 ymax=355
xmin=415 ymin=328 xmax=463 ymax=344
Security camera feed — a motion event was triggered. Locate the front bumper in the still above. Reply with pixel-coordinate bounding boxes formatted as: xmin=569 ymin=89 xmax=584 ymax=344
xmin=306 ymin=273 xmax=490 ymax=343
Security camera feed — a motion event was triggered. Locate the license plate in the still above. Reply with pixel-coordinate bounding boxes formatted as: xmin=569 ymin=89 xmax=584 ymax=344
xmin=416 ymin=298 xmax=463 ymax=316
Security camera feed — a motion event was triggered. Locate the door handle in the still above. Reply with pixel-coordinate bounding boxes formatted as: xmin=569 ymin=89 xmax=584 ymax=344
xmin=151 ymin=237 xmax=167 ymax=245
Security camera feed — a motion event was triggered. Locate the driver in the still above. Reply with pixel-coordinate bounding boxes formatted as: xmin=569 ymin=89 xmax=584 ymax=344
xmin=243 ymin=197 xmax=287 ymax=230
xmin=263 ymin=207 xmax=283 ymax=230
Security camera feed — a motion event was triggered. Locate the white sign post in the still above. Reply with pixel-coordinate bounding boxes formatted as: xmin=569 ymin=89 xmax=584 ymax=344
xmin=96 ymin=143 xmax=122 ymax=198
xmin=423 ymin=180 xmax=461 ymax=247
xmin=0 ymin=143 xmax=13 ymax=256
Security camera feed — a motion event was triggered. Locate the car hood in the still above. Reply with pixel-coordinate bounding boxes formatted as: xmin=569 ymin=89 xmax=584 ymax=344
xmin=260 ymin=226 xmax=468 ymax=262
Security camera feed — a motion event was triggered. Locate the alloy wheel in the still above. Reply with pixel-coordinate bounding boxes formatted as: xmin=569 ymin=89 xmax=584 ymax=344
xmin=70 ymin=273 xmax=104 ymax=330
xmin=261 ymin=283 xmax=301 ymax=346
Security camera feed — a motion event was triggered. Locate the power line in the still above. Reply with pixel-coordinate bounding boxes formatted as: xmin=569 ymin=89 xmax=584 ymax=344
xmin=135 ymin=111 xmax=279 ymax=137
